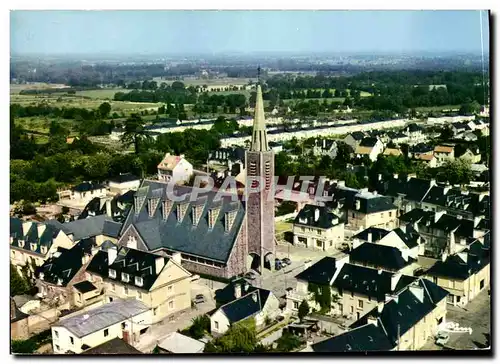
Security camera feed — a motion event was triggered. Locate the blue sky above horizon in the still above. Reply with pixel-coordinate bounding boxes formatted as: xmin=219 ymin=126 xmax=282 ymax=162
xmin=10 ymin=10 xmax=490 ymax=55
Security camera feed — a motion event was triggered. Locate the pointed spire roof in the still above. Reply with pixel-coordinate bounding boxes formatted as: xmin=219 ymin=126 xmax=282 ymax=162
xmin=250 ymin=84 xmax=269 ymax=152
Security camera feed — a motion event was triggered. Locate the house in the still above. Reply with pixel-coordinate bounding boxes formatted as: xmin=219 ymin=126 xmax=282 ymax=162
xmin=157 ymin=153 xmax=193 ymax=184
xmin=35 ymin=238 xmax=99 ymax=308
xmin=382 ymin=147 xmax=402 ymax=157
xmin=86 ymin=245 xmax=192 ymax=323
xmin=399 ymin=209 xmax=489 ymax=259
xmin=208 ymin=147 xmax=246 ymax=168
xmin=78 ymin=192 xmax=134 ymax=223
xmin=210 ymin=288 xmax=280 ymax=335
xmin=458 ymin=148 xmax=481 ymax=164
xmin=433 ymin=145 xmax=455 ymax=166
xmin=117 ymin=180 xmax=248 ymax=279
xmin=58 ymin=182 xmax=107 ymax=203
xmin=292 ymin=205 xmax=345 ymax=251
xmin=414 ymin=153 xmax=438 ymax=168
xmin=286 ymin=256 xmax=347 ymax=313
xmin=268 ymin=141 xmax=284 ymax=153
xmin=348 ymin=243 xmax=418 ymax=275
xmin=343 ymin=132 xmax=366 ymax=150
xmin=311 ymin=138 xmax=337 ymax=158
xmin=108 ymin=173 xmax=141 ymax=194
xmin=311 ymin=278 xmax=448 ymax=352
xmin=214 ymin=278 xmax=257 ymax=307
xmin=355 ymin=137 xmax=384 ymax=162
xmin=157 ymin=332 xmax=206 ymax=353
xmin=346 ymin=191 xmax=398 ymax=230
xmin=51 ymin=298 xmax=151 ymax=354
xmin=405 ymin=123 xmax=426 ymax=144
xmin=81 ymin=337 xmax=142 ymax=355
xmin=425 ymin=238 xmax=489 ymax=306
xmin=46 ymin=215 xmax=123 ymax=245
xmin=10 ymin=217 xmax=74 ymax=272
xmin=408 ymin=143 xmax=434 ymax=159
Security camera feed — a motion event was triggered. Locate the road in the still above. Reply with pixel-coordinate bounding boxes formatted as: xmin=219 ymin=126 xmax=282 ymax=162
xmin=422 ymin=289 xmax=490 ymax=351
xmin=135 ymin=282 xmax=215 ymax=353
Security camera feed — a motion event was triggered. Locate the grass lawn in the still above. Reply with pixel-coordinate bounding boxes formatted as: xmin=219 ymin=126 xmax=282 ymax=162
xmin=74 ymin=88 xmax=126 ymax=99
xmin=10 ymin=83 xmax=68 ymax=94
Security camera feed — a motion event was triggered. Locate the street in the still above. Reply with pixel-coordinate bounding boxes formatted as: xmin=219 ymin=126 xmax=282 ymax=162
xmin=422 ymin=288 xmax=491 ymax=351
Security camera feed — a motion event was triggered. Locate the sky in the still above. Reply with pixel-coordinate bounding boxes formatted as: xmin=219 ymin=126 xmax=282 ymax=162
xmin=10 ymin=10 xmax=490 ymax=55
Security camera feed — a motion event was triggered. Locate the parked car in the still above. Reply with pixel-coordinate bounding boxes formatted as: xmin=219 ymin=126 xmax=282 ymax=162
xmin=275 ymin=258 xmax=284 ymax=270
xmin=244 ymin=272 xmax=257 ymax=280
xmin=193 ymin=294 xmax=205 ymax=304
xmin=435 ymin=331 xmax=450 ymax=346
xmin=282 ymin=257 xmax=292 ymax=265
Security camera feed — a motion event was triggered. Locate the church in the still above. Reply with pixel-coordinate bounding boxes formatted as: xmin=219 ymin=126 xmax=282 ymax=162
xmin=116 ymin=82 xmax=276 ymax=279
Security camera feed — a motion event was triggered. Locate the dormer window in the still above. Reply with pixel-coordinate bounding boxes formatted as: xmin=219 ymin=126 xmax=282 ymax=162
xmin=10 ymin=237 xmax=13 ymax=244
xmin=109 ymin=269 xmax=117 ymax=278
xmin=208 ymin=207 xmax=221 ymax=229
xmin=122 ymin=272 xmax=130 ymax=283
xmin=177 ymin=203 xmax=188 ymax=222
xmin=30 ymin=243 xmax=37 ymax=251
xmin=135 ymin=276 xmax=143 ymax=287
xmin=19 ymin=240 xmax=25 ymax=248
xmin=225 ymin=210 xmax=238 ymax=232
xmin=41 ymin=246 xmax=47 ymax=255
xmin=162 ymin=200 xmax=173 ymax=220
xmin=57 ymin=278 xmax=63 ymax=286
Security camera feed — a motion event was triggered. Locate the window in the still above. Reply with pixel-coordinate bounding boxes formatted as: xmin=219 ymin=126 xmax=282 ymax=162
xmin=104 ymin=329 xmax=109 ymax=337
xmin=168 ymin=285 xmax=173 ymax=293
xmin=109 ymin=269 xmax=116 ymax=278
xmin=215 ymin=321 xmax=219 ymax=330
xmin=368 ymin=296 xmax=371 ymax=302
xmin=122 ymin=273 xmax=130 ymax=282
xmin=55 ymin=345 xmax=60 ymax=351
xmin=351 ymin=291 xmax=354 ymax=298
xmin=350 ymin=306 xmax=354 ymax=314
xmin=135 ymin=276 xmax=143 ymax=287
xmin=77 ymin=293 xmax=82 ymax=301
xmin=358 ymin=300 xmax=363 ymax=309
xmin=54 ymin=330 xmax=59 ymax=338
xmin=111 ymin=284 xmax=115 ymax=291
xmin=153 ymin=308 xmax=157 ymax=316
xmin=137 ymin=291 xmax=142 ymax=299
xmin=389 ymin=212 xmax=392 ymax=217
xmin=70 ymin=336 xmax=74 ymax=345
xmin=108 ymin=297 xmax=114 ymax=303
xmin=294 ymin=302 xmax=299 ymax=309
xmin=352 ymin=213 xmax=355 ymax=218
xmin=121 ymin=322 xmax=126 ymax=330
xmin=124 ymin=287 xmax=129 ymax=295
xmin=168 ymin=300 xmax=174 ymax=309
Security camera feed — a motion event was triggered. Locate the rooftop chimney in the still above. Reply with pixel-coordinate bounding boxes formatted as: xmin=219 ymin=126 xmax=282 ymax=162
xmin=377 ymin=302 xmax=384 ymax=314
xmin=385 ymin=293 xmax=398 ymax=304
xmin=155 ymin=256 xmax=165 ymax=275
xmin=314 ymin=208 xmax=320 ymax=222
xmin=367 ymin=232 xmax=372 ymax=243
xmin=399 ymin=224 xmax=406 ymax=234
xmin=234 ymin=283 xmax=242 ymax=299
xmin=106 ymin=199 xmax=112 ymax=217
xmin=108 ymin=246 xmax=118 ymax=266
xmin=172 ymin=252 xmax=182 ymax=265
xmin=441 ymin=252 xmax=448 ymax=262
xmin=367 ymin=315 xmax=378 ymax=327
xmin=430 ymin=179 xmax=437 ymax=187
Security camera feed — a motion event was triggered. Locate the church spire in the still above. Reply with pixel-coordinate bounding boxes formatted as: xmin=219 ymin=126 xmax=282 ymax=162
xmin=250 ymin=67 xmax=269 ymax=152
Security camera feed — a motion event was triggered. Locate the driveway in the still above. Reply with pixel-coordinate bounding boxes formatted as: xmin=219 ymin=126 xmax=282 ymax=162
xmin=134 ymin=283 xmax=216 ymax=353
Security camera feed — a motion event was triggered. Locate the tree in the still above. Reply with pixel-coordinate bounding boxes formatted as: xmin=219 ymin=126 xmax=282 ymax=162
xmin=120 ymin=114 xmax=149 ymax=154
xmin=276 ymin=332 xmax=303 ymax=352
xmin=98 ymin=102 xmax=111 ymax=118
xmin=298 ymin=300 xmax=310 ymax=322
xmin=10 ymin=263 xmax=29 ymax=296
xmin=11 ymin=339 xmax=38 ymax=354
xmin=442 ymin=159 xmax=473 ymax=185
xmin=187 ymin=315 xmax=211 ymax=339
xmin=439 ymin=126 xmax=454 ymax=142
xmin=204 ymin=322 xmax=258 ymax=353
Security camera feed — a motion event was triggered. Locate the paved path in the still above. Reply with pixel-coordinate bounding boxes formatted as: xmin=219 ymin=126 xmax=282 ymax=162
xmin=422 ymin=289 xmax=490 ymax=351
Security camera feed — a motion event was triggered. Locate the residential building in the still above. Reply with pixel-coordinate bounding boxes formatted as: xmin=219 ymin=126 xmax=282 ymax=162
xmin=458 ymin=148 xmax=482 ymax=164
xmin=208 ymin=147 xmax=246 ymax=168
xmin=399 ymin=209 xmax=489 ymax=259
xmin=343 ymin=131 xmax=366 ymax=150
xmin=355 ymin=137 xmax=384 ymax=162
xmin=268 ymin=141 xmax=284 ymax=153
xmin=405 ymin=123 xmax=426 ymax=144
xmin=310 ymin=138 xmax=338 ymax=158
xmin=311 ymin=278 xmax=448 ymax=352
xmin=108 ymin=173 xmax=141 ymax=194
xmin=157 ymin=332 xmax=206 ymax=353
xmin=348 ymin=243 xmax=418 ymax=275
xmin=425 ymin=238 xmax=489 ymax=306
xmin=81 ymin=337 xmax=142 ymax=355
xmin=214 ymin=278 xmax=257 ymax=307
xmin=51 ymin=298 xmax=150 ymax=354
xmin=46 ymin=215 xmax=123 ymax=245
xmin=346 ymin=191 xmax=398 ymax=230
xmin=382 ymin=147 xmax=402 ymax=157
xmin=157 ymin=153 xmax=193 ymax=184
xmin=57 ymin=182 xmax=107 ymax=203
xmin=433 ymin=145 xmax=455 ymax=166
xmin=86 ymin=245 xmax=192 ymax=323
xmin=35 ymin=238 xmax=99 ymax=308
xmin=414 ymin=153 xmax=438 ymax=168
xmin=292 ymin=205 xmax=345 ymax=251
xmin=210 ymin=288 xmax=280 ymax=335
xmin=10 ymin=217 xmax=74 ymax=271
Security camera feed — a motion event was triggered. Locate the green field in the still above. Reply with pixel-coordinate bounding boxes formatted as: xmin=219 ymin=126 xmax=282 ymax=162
xmin=74 ymin=88 xmax=126 ymax=99
xmin=151 ymin=77 xmax=256 ymax=87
